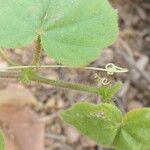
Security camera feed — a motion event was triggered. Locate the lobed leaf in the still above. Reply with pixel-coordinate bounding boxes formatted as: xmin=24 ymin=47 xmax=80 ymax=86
xmin=0 ymin=0 xmax=47 ymax=48
xmin=0 ymin=0 xmax=118 ymax=66
xmin=61 ymin=103 xmax=150 ymax=150
xmin=61 ymin=102 xmax=122 ymax=147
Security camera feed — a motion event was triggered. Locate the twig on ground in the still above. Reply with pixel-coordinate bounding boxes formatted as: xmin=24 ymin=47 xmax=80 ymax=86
xmin=45 ymin=133 xmax=66 ymax=142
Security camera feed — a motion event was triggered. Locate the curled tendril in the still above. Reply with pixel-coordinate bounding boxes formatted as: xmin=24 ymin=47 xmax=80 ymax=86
xmin=94 ymin=73 xmax=111 ymax=86
xmin=105 ymin=63 xmax=128 ymax=75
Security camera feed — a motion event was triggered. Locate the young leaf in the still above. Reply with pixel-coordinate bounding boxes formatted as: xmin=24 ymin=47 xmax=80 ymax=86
xmin=61 ymin=102 xmax=122 ymax=147
xmin=114 ymin=108 xmax=150 ymax=150
xmin=0 ymin=130 xmax=4 ymax=150
xmin=99 ymin=82 xmax=122 ymax=103
xmin=0 ymin=0 xmax=118 ymax=66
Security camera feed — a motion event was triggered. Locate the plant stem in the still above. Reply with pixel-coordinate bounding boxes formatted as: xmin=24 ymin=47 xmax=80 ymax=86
xmin=33 ymin=74 xmax=100 ymax=94
xmin=0 ymin=71 xmax=100 ymax=95
xmin=33 ymin=36 xmax=42 ymax=66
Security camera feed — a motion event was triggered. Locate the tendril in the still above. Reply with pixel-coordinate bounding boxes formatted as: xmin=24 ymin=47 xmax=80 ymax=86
xmin=105 ymin=63 xmax=128 ymax=75
xmin=0 ymin=63 xmax=128 ymax=75
xmin=94 ymin=73 xmax=111 ymax=86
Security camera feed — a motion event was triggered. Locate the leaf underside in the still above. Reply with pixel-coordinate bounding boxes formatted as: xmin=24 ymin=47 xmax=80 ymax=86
xmin=0 ymin=0 xmax=118 ymax=66
xmin=61 ymin=102 xmax=150 ymax=150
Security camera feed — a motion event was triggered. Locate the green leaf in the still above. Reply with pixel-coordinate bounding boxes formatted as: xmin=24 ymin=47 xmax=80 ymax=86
xmin=114 ymin=108 xmax=150 ymax=150
xmin=0 ymin=0 xmax=118 ymax=66
xmin=61 ymin=103 xmax=150 ymax=150
xmin=0 ymin=130 xmax=4 ymax=150
xmin=99 ymin=82 xmax=122 ymax=103
xmin=61 ymin=102 xmax=122 ymax=147
xmin=0 ymin=0 xmax=47 ymax=48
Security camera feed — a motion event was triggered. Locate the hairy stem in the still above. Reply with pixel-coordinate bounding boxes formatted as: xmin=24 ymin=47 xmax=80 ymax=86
xmin=33 ymin=36 xmax=42 ymax=66
xmin=33 ymin=74 xmax=100 ymax=94
xmin=0 ymin=71 xmax=100 ymax=95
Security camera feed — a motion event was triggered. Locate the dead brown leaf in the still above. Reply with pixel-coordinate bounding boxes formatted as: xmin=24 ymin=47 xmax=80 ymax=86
xmin=0 ymin=106 xmax=45 ymax=150
xmin=0 ymin=84 xmax=38 ymax=106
